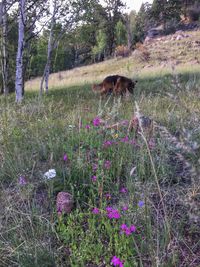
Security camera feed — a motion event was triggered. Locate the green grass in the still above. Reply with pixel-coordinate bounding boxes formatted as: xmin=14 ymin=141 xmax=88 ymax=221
xmin=0 ymin=69 xmax=200 ymax=266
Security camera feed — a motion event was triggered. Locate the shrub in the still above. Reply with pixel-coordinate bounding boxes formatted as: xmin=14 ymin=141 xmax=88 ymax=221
xmin=115 ymin=45 xmax=130 ymax=57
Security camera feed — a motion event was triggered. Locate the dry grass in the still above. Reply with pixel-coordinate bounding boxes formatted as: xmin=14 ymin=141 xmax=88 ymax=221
xmin=25 ymin=29 xmax=200 ymax=92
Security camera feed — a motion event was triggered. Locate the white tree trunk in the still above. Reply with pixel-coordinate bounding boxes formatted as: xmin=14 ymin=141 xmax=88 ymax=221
xmin=1 ymin=0 xmax=8 ymax=95
xmin=15 ymin=0 xmax=26 ymax=103
xmin=40 ymin=0 xmax=56 ymax=95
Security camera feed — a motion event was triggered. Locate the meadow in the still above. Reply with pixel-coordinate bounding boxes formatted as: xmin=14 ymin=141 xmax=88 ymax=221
xmin=0 ymin=54 xmax=200 ymax=266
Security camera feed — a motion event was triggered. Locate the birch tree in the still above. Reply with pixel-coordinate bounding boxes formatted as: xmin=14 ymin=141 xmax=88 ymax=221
xmin=40 ymin=0 xmax=76 ymax=95
xmin=15 ymin=0 xmax=26 ymax=102
xmin=40 ymin=0 xmax=56 ymax=95
xmin=1 ymin=0 xmax=8 ymax=94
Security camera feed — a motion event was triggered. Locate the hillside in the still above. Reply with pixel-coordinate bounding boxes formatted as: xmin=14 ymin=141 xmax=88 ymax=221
xmin=26 ymin=28 xmax=200 ymax=91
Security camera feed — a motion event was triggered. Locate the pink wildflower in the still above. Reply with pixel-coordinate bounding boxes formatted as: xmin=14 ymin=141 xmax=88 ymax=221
xmin=91 ymin=175 xmax=97 ymax=182
xmin=120 ymin=223 xmax=136 ymax=236
xmin=92 ymin=208 xmax=100 ymax=214
xmin=130 ymin=225 xmax=136 ymax=232
xmin=120 ymin=136 xmax=129 ymax=143
xmin=105 ymin=193 xmax=111 ymax=200
xmin=104 ymin=160 xmax=111 ymax=169
xmin=63 ymin=153 xmax=68 ymax=161
xmin=103 ymin=140 xmax=113 ymax=148
xmin=129 ymin=138 xmax=137 ymax=145
xmin=85 ymin=124 xmax=90 ymax=129
xmin=121 ymin=120 xmax=129 ymax=126
xmin=120 ymin=224 xmax=128 ymax=231
xmin=122 ymin=205 xmax=128 ymax=211
xmin=93 ymin=117 xmax=101 ymax=127
xmin=120 ymin=187 xmax=128 ymax=193
xmin=111 ymin=256 xmax=124 ymax=267
xmin=106 ymin=207 xmax=121 ymax=219
xmin=120 ymin=224 xmax=136 ymax=236
xmin=106 ymin=206 xmax=113 ymax=212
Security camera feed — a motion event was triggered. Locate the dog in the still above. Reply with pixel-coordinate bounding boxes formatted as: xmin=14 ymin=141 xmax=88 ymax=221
xmin=92 ymin=75 xmax=137 ymax=96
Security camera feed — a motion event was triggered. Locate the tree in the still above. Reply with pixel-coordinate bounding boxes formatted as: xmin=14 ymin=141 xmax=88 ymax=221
xmin=102 ymin=0 xmax=125 ymax=56
xmin=40 ymin=0 xmax=57 ymax=94
xmin=15 ymin=0 xmax=26 ymax=102
xmin=0 ymin=0 xmax=8 ymax=94
xmin=115 ymin=20 xmax=127 ymax=46
xmin=133 ymin=3 xmax=152 ymax=43
xmin=92 ymin=29 xmax=107 ymax=62
xmin=151 ymin=0 xmax=182 ymax=25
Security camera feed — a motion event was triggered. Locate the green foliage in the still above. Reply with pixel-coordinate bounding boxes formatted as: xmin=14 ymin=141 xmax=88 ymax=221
xmin=115 ymin=20 xmax=127 ymax=46
xmin=92 ymin=30 xmax=107 ymax=61
xmin=132 ymin=3 xmax=152 ymax=43
xmin=151 ymin=0 xmax=182 ymax=24
xmin=58 ymin=211 xmax=138 ymax=266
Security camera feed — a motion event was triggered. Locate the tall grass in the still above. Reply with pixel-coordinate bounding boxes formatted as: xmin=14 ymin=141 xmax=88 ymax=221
xmin=0 ymin=69 xmax=199 ymax=266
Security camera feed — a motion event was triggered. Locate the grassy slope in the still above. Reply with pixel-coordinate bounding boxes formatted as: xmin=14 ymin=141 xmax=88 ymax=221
xmin=0 ymin=30 xmax=200 ymax=267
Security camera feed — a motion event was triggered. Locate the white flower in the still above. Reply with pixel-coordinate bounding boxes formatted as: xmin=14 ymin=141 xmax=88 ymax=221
xmin=44 ymin=169 xmax=56 ymax=180
xmin=130 ymin=166 xmax=136 ymax=176
xmin=68 ymin=125 xmax=75 ymax=128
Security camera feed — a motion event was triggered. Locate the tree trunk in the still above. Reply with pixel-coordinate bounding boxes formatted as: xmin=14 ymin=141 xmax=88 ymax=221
xmin=126 ymin=16 xmax=132 ymax=51
xmin=15 ymin=0 xmax=26 ymax=103
xmin=1 ymin=0 xmax=9 ymax=95
xmin=40 ymin=0 xmax=56 ymax=95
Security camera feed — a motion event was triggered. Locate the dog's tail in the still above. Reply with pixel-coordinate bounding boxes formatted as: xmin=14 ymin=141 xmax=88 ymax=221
xmin=92 ymin=83 xmax=103 ymax=92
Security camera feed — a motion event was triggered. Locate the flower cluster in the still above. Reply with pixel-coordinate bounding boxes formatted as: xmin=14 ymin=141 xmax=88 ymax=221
xmin=93 ymin=117 xmax=101 ymax=127
xmin=92 ymin=208 xmax=100 ymax=214
xmin=106 ymin=207 xmax=121 ymax=219
xmin=18 ymin=176 xmax=27 ymax=185
xmin=120 ymin=224 xmax=136 ymax=236
xmin=111 ymin=256 xmax=124 ymax=267
xmin=104 ymin=160 xmax=111 ymax=170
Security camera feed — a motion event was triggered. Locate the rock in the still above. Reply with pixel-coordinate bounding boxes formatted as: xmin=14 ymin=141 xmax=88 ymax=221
xmin=176 ymin=35 xmax=183 ymax=40
xmin=56 ymin=192 xmax=73 ymax=216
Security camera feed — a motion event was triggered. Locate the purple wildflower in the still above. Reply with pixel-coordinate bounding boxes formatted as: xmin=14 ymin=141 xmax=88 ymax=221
xmin=63 ymin=153 xmax=68 ymax=161
xmin=120 ymin=136 xmax=129 ymax=143
xmin=93 ymin=117 xmax=101 ymax=127
xmin=85 ymin=124 xmax=90 ymax=130
xmin=121 ymin=120 xmax=129 ymax=126
xmin=92 ymin=208 xmax=100 ymax=214
xmin=104 ymin=160 xmax=111 ymax=170
xmin=122 ymin=205 xmax=128 ymax=211
xmin=111 ymin=256 xmax=124 ymax=267
xmin=120 ymin=187 xmax=128 ymax=193
xmin=92 ymin=163 xmax=98 ymax=172
xmin=106 ymin=207 xmax=121 ymax=219
xmin=18 ymin=176 xmax=27 ymax=186
xmin=106 ymin=206 xmax=113 ymax=212
xmin=103 ymin=140 xmax=113 ymax=148
xmin=120 ymin=223 xmax=136 ymax=236
xmin=120 ymin=224 xmax=128 ymax=231
xmin=91 ymin=175 xmax=97 ymax=182
xmin=130 ymin=225 xmax=136 ymax=233
xmin=105 ymin=193 xmax=111 ymax=200
xmin=138 ymin=200 xmax=145 ymax=208
xmin=129 ymin=138 xmax=137 ymax=145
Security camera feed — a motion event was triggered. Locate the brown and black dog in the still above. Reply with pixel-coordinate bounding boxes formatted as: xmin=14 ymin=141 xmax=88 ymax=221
xmin=92 ymin=75 xmax=137 ymax=96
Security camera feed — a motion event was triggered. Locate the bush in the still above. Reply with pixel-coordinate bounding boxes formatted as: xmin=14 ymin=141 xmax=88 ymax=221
xmin=115 ymin=45 xmax=130 ymax=57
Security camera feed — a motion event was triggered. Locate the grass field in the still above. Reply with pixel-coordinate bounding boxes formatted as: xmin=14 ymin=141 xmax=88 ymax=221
xmin=0 ymin=40 xmax=200 ymax=266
